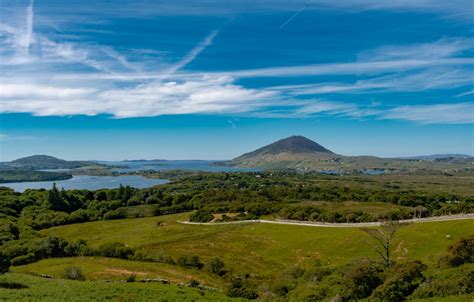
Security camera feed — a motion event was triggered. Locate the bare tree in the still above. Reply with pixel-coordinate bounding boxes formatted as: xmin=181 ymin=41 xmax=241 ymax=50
xmin=361 ymin=221 xmax=406 ymax=267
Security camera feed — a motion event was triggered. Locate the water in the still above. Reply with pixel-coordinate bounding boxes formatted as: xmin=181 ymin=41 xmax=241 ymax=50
xmin=1 ymin=160 xmax=258 ymax=192
xmin=1 ymin=175 xmax=169 ymax=192
xmin=101 ymin=160 xmax=259 ymax=173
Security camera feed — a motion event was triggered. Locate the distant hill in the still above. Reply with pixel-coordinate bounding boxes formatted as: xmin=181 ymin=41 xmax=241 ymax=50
xmin=401 ymin=154 xmax=473 ymax=161
xmin=239 ymin=135 xmax=334 ymax=157
xmin=226 ymin=136 xmax=340 ymax=169
xmin=223 ymin=136 xmax=474 ymax=174
xmin=6 ymin=155 xmax=95 ymax=169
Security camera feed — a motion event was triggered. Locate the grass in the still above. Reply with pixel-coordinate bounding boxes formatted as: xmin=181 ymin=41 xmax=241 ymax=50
xmin=12 ymin=257 xmax=227 ymax=288
xmin=40 ymin=213 xmax=474 ymax=281
xmin=0 ymin=273 xmax=242 ymax=302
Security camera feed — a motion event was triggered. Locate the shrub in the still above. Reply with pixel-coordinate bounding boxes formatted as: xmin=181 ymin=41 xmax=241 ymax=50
xmin=189 ymin=211 xmax=214 ymax=223
xmin=440 ymin=236 xmax=474 ymax=267
xmin=372 ymin=260 xmax=427 ymax=301
xmin=177 ymin=255 xmax=204 ymax=269
xmin=188 ymin=279 xmax=200 ymax=288
xmin=0 ymin=252 xmax=10 ymax=274
xmin=126 ymin=274 xmax=136 ymax=282
xmin=95 ymin=242 xmax=134 ymax=259
xmin=206 ymin=257 xmax=226 ymax=276
xmin=62 ymin=266 xmax=85 ymax=281
xmin=228 ymin=277 xmax=259 ymax=300
xmin=342 ymin=261 xmax=383 ymax=300
xmin=11 ymin=253 xmax=36 ymax=266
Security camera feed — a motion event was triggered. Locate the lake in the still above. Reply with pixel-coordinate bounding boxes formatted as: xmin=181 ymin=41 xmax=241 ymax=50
xmin=2 ymin=175 xmax=169 ymax=192
xmin=101 ymin=160 xmax=259 ymax=173
xmin=1 ymin=160 xmax=258 ymax=192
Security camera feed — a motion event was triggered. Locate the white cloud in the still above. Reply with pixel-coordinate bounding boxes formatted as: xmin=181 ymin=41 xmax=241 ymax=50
xmin=100 ymin=47 xmax=141 ymax=72
xmin=358 ymin=38 xmax=474 ymax=61
xmin=0 ymin=76 xmax=277 ymax=117
xmin=271 ymin=68 xmax=474 ymax=95
xmin=0 ymin=3 xmax=472 ymax=126
xmin=24 ymin=0 xmax=34 ymax=56
xmin=382 ymin=103 xmax=474 ymax=124
xmin=162 ymin=29 xmax=218 ymax=78
xmin=221 ymin=58 xmax=474 ymax=78
xmin=0 ymin=83 xmax=95 ymax=98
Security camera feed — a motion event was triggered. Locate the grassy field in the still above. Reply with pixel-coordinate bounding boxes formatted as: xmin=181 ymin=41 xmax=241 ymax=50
xmin=0 ymin=273 xmax=242 ymax=302
xmin=40 ymin=213 xmax=474 ymax=280
xmin=12 ymin=257 xmax=227 ymax=288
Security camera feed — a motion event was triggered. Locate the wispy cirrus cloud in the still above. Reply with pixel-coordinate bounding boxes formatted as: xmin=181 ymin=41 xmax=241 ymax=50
xmin=0 ymin=2 xmax=473 ymax=125
xmin=162 ymin=30 xmax=219 ymax=78
xmin=6 ymin=0 xmax=471 ymax=20
xmin=381 ymin=103 xmax=474 ymax=124
xmin=358 ymin=38 xmax=474 ymax=61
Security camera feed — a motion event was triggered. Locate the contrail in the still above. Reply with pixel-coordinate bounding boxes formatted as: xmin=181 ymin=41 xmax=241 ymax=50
xmin=163 ymin=29 xmax=219 ymax=78
xmin=25 ymin=0 xmax=34 ymax=56
xmin=280 ymin=4 xmax=307 ymax=29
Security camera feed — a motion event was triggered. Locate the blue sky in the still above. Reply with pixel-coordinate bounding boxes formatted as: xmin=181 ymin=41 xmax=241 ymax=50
xmin=0 ymin=0 xmax=473 ymax=160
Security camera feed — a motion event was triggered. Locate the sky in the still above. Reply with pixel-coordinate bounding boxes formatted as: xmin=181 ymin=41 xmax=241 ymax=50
xmin=0 ymin=0 xmax=473 ymax=161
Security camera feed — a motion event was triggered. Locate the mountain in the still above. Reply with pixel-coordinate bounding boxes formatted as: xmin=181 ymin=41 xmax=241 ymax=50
xmin=223 ymin=136 xmax=474 ymax=174
xmin=6 ymin=155 xmax=95 ymax=169
xmin=226 ymin=136 xmax=340 ymax=169
xmin=240 ymin=135 xmax=334 ymax=156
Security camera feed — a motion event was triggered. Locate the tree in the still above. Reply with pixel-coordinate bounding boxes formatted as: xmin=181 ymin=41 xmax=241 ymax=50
xmin=361 ymin=221 xmax=406 ymax=267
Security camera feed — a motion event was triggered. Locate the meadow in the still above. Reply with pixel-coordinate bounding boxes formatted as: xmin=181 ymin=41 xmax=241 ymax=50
xmin=1 ymin=172 xmax=473 ymax=300
xmin=38 ymin=213 xmax=473 ymax=272
xmin=0 ymin=272 xmax=242 ymax=301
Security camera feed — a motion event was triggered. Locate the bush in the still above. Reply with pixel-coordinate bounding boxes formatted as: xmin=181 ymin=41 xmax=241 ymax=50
xmin=11 ymin=253 xmax=36 ymax=266
xmin=189 ymin=211 xmax=214 ymax=223
xmin=342 ymin=261 xmax=383 ymax=300
xmin=126 ymin=274 xmax=136 ymax=282
xmin=62 ymin=266 xmax=85 ymax=281
xmin=95 ymin=242 xmax=134 ymax=259
xmin=412 ymin=265 xmax=474 ymax=298
xmin=440 ymin=236 xmax=474 ymax=267
xmin=372 ymin=260 xmax=427 ymax=301
xmin=188 ymin=279 xmax=200 ymax=288
xmin=0 ymin=252 xmax=10 ymax=274
xmin=206 ymin=257 xmax=226 ymax=276
xmin=177 ymin=255 xmax=204 ymax=269
xmin=228 ymin=277 xmax=259 ymax=300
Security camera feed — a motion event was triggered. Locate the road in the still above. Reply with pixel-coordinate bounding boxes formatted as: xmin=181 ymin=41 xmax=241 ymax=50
xmin=177 ymin=213 xmax=474 ymax=228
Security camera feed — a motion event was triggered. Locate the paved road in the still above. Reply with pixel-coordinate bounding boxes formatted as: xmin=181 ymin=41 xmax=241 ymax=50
xmin=177 ymin=213 xmax=474 ymax=228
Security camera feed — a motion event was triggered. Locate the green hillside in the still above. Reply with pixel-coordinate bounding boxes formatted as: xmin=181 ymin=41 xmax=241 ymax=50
xmin=0 ymin=273 xmax=242 ymax=302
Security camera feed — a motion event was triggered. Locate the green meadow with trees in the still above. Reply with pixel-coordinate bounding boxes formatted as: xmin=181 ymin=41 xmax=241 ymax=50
xmin=1 ymin=172 xmax=473 ymax=301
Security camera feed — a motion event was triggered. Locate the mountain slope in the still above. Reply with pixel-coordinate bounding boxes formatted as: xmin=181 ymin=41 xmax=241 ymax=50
xmin=227 ymin=136 xmax=340 ymax=169
xmin=237 ymin=135 xmax=334 ymax=159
